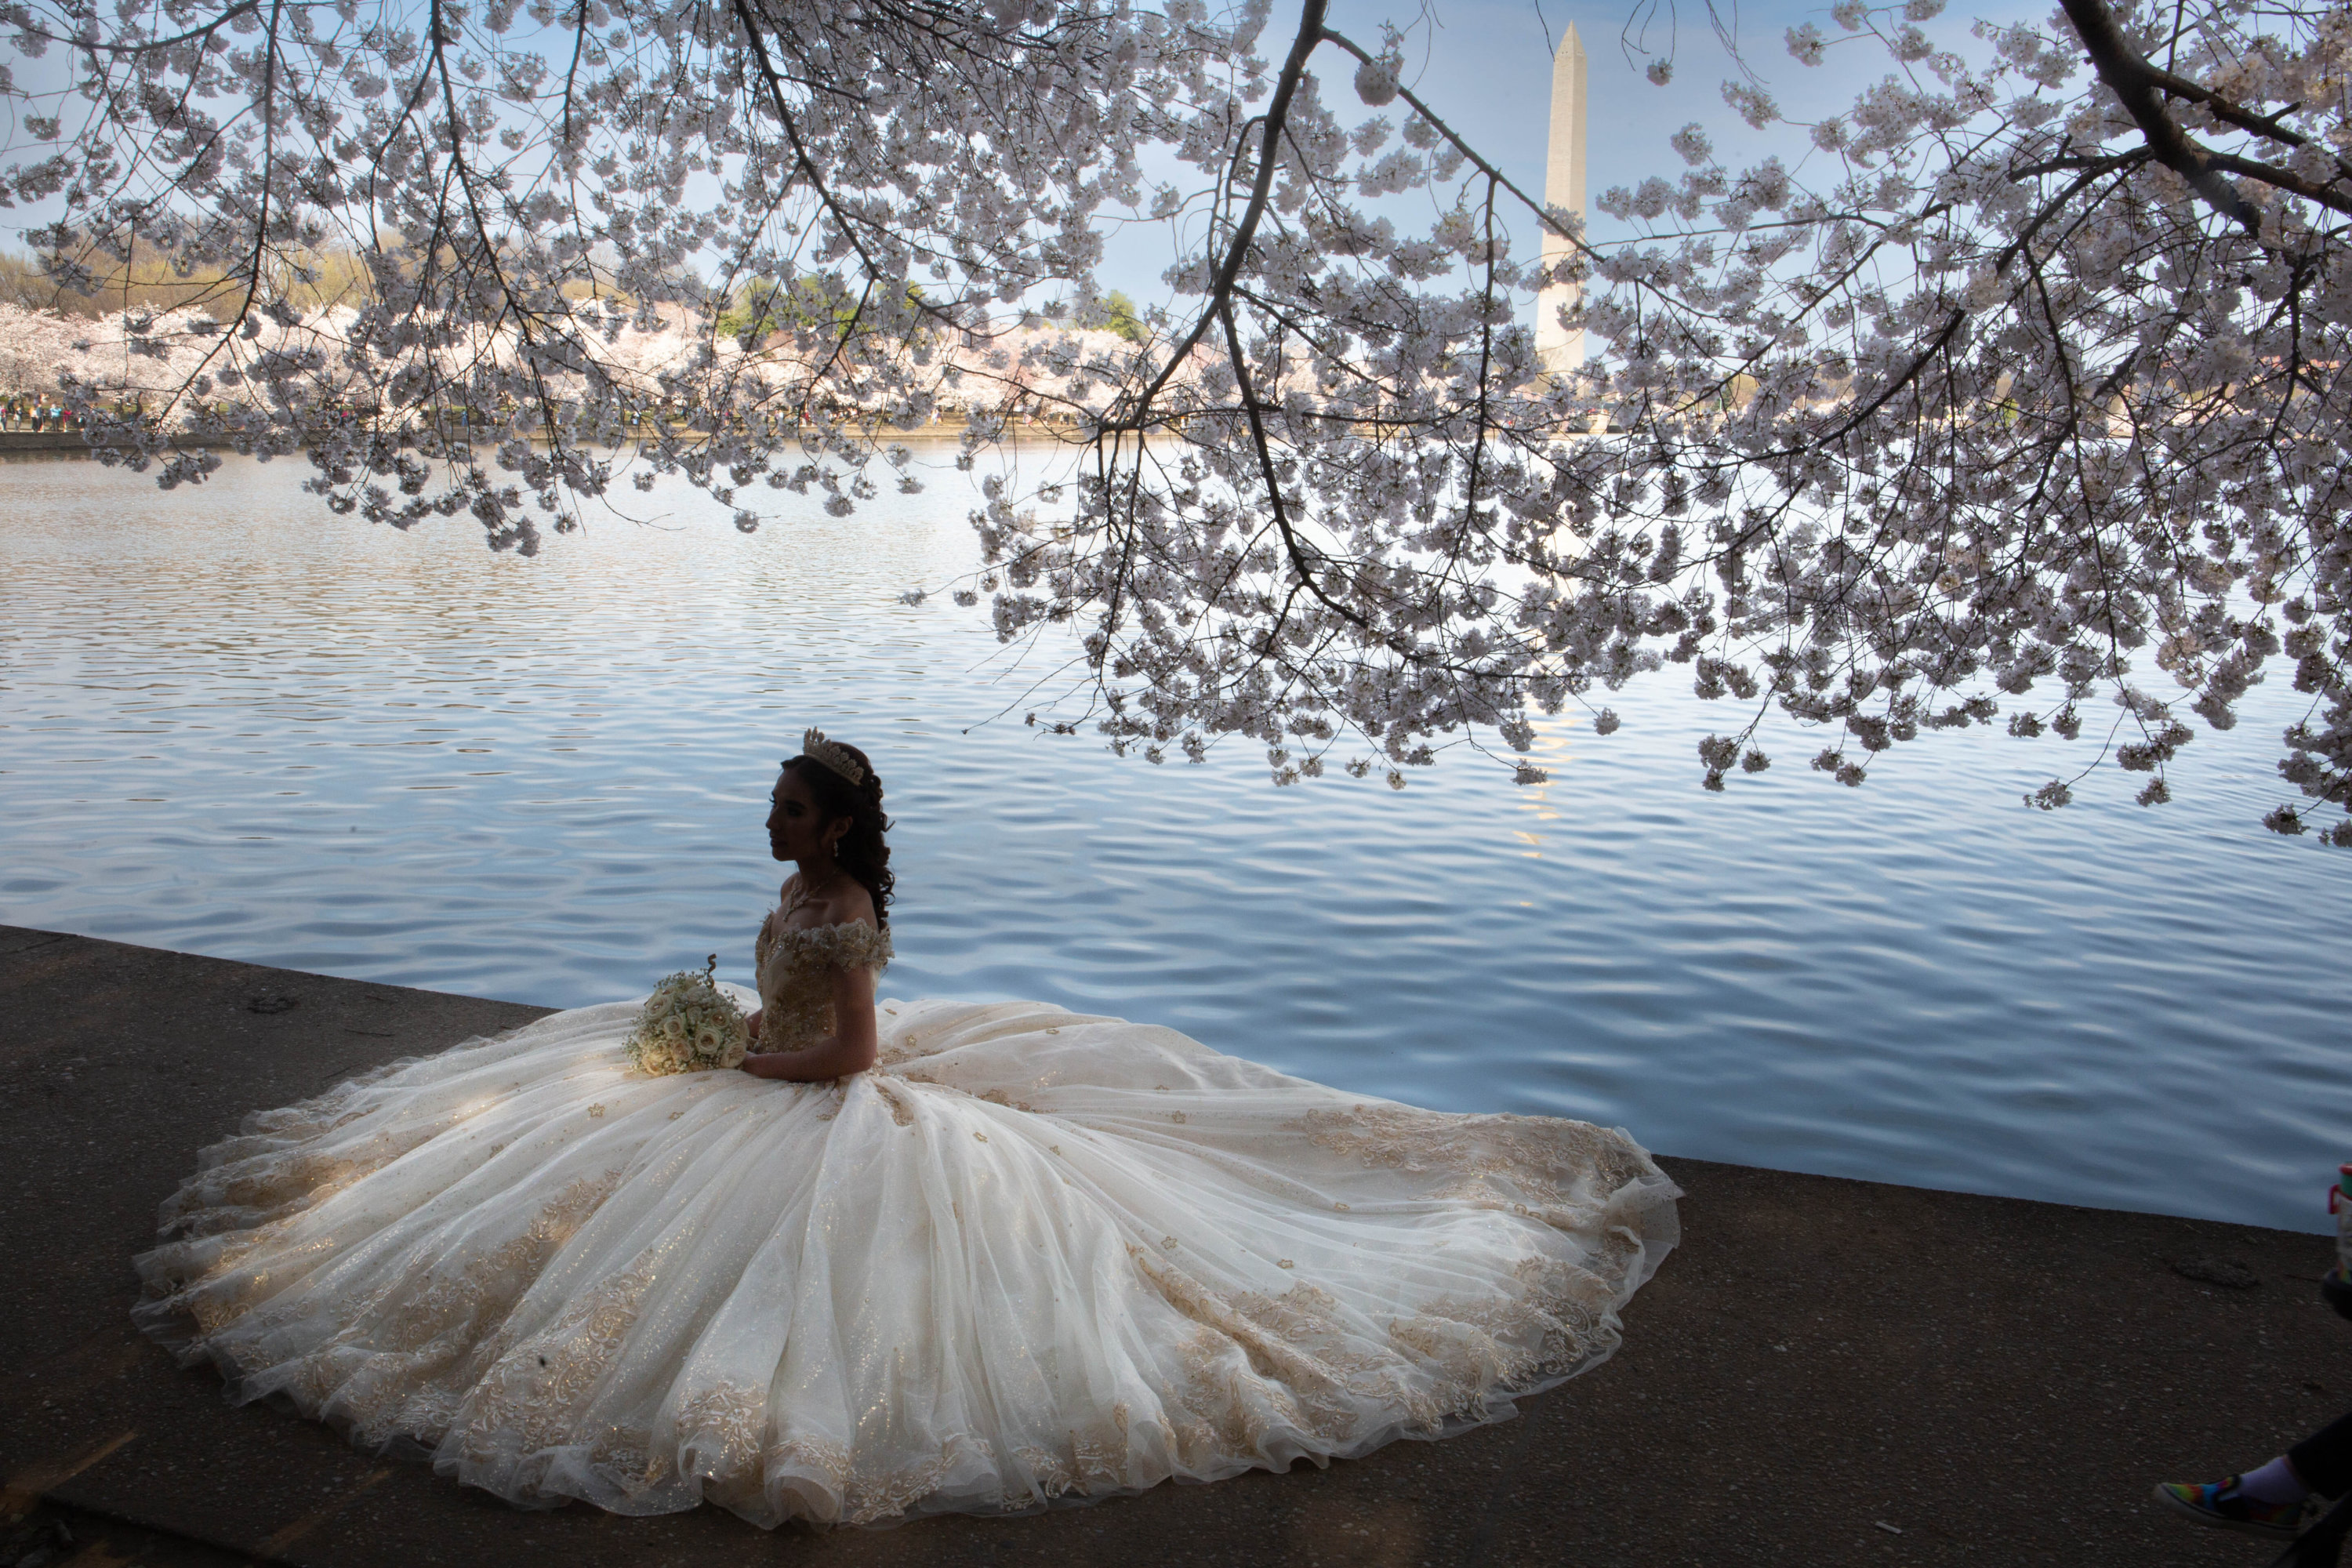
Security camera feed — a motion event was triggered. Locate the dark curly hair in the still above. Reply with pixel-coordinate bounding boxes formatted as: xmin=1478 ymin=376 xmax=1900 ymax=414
xmin=782 ymin=742 xmax=894 ymax=927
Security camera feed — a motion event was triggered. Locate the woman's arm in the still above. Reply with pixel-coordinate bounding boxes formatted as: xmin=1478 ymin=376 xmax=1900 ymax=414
xmin=739 ymin=961 xmax=879 ymax=1081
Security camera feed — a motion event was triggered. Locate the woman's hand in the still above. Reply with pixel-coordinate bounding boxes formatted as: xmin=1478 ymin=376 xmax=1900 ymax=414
xmin=736 ymin=1025 xmax=877 ymax=1083
xmin=734 ymin=936 xmax=880 ymax=1083
xmin=745 ymin=1007 xmax=764 ymax=1044
xmin=741 ymin=1047 xmax=830 ymax=1080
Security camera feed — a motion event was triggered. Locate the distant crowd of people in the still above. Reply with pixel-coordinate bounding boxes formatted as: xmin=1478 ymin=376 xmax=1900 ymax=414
xmin=0 ymin=393 xmax=858 ymax=440
xmin=0 ymin=394 xmax=384 ymax=437
xmin=1 ymin=394 xmax=78 ymax=432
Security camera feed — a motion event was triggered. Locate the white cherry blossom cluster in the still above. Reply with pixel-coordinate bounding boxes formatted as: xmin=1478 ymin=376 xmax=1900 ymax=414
xmin=2 ymin=0 xmax=1271 ymax=546
xmin=1565 ymin=0 xmax=2352 ymax=840
xmin=5 ymin=0 xmax=2347 ymax=840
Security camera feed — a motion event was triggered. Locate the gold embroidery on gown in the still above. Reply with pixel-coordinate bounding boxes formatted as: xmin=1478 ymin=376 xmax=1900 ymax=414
xmin=753 ymin=916 xmax=893 ymax=1050
xmin=132 ymin=906 xmax=1679 ymax=1528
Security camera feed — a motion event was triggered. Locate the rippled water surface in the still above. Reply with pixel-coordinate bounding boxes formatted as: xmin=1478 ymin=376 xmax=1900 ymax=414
xmin=4 ymin=452 xmax=2347 ymax=1230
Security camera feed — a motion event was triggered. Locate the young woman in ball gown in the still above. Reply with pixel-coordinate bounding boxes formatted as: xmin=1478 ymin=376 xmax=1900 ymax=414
xmin=135 ymin=732 xmax=1679 ymax=1528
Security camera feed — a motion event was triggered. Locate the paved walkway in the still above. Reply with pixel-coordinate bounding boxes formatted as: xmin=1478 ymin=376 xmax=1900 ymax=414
xmin=0 ymin=924 xmax=2336 ymax=1566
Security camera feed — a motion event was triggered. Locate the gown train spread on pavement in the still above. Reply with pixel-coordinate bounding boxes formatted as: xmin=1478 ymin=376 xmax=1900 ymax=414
xmin=134 ymin=912 xmax=1680 ymax=1527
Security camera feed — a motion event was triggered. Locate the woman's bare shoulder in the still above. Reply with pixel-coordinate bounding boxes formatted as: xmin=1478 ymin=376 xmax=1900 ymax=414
xmin=826 ymin=882 xmax=878 ymax=928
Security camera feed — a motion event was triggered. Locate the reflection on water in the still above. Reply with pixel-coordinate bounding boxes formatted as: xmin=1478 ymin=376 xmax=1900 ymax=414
xmin=2 ymin=452 xmax=2347 ymax=1230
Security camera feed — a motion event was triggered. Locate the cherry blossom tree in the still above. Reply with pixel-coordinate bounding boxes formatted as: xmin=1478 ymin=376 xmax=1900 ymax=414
xmin=2 ymin=0 xmax=2347 ymax=840
xmin=1573 ymin=0 xmax=2352 ymax=844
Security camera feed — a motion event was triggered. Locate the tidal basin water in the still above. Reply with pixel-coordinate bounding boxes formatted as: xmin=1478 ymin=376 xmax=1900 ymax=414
xmin=3 ymin=451 xmax=2347 ymax=1232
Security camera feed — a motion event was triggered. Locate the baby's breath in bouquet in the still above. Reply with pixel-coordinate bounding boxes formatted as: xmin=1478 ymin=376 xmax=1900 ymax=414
xmin=626 ymin=955 xmax=750 ymax=1076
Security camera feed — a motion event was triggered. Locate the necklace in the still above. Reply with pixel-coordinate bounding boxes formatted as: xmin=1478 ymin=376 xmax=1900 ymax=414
xmin=785 ymin=868 xmax=841 ymax=914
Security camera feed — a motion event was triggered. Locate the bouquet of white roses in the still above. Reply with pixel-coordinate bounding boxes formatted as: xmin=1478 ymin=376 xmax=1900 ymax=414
xmin=626 ymin=955 xmax=750 ymax=1076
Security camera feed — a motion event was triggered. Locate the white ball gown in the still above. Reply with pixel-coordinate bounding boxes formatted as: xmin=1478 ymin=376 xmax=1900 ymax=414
xmin=134 ymin=908 xmax=1682 ymax=1528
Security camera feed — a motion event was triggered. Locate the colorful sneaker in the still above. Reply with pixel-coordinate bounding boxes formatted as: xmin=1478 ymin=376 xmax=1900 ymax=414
xmin=2153 ymin=1477 xmax=2309 ymax=1539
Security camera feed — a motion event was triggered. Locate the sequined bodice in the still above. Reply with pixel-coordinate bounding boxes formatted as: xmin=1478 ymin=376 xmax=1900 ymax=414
xmin=753 ymin=914 xmax=893 ymax=1050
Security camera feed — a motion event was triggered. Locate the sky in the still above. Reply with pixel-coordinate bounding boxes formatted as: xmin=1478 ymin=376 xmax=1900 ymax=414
xmin=1091 ymin=0 xmax=2055 ymax=332
xmin=1 ymin=0 xmax=2055 ymax=335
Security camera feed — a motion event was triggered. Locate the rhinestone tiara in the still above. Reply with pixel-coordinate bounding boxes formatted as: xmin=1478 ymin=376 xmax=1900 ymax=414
xmin=797 ymin=728 xmax=871 ymax=793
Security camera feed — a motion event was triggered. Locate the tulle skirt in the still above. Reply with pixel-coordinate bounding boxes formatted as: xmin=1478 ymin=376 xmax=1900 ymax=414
xmin=134 ymin=993 xmax=1679 ymax=1527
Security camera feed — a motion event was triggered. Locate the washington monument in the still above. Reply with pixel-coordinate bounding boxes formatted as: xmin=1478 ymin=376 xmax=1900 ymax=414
xmin=1537 ymin=24 xmax=1588 ymax=375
